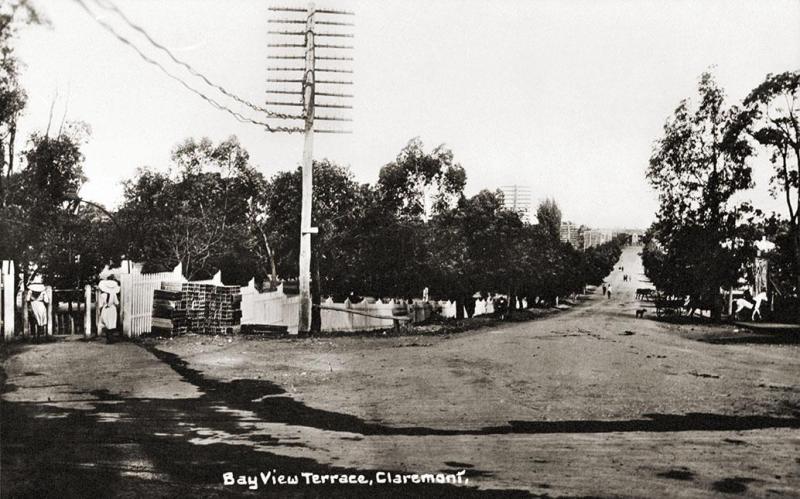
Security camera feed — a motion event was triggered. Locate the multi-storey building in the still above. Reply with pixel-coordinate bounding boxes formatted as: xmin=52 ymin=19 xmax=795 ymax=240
xmin=583 ymin=229 xmax=613 ymax=249
xmin=499 ymin=185 xmax=532 ymax=223
xmin=559 ymin=221 xmax=582 ymax=248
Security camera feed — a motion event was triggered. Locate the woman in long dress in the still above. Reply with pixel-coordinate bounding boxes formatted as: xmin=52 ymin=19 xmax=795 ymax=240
xmin=98 ymin=279 xmax=120 ymax=340
xmin=27 ymin=283 xmax=48 ymax=339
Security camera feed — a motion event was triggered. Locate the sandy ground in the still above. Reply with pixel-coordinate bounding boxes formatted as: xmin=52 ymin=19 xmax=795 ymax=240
xmin=2 ymin=247 xmax=799 ymax=498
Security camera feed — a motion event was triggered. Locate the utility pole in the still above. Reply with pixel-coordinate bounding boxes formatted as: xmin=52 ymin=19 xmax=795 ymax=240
xmin=267 ymin=4 xmax=354 ymax=334
xmin=298 ymin=3 xmax=316 ymax=334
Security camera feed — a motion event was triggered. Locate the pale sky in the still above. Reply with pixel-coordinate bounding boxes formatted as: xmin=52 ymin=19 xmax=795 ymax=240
xmin=12 ymin=0 xmax=800 ymax=229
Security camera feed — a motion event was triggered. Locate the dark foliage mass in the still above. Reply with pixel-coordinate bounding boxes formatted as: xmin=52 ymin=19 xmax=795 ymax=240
xmin=643 ymin=72 xmax=756 ymax=318
xmin=2 ymin=128 xmax=623 ymax=323
xmin=643 ymin=70 xmax=800 ymax=321
xmin=242 ymin=139 xmax=624 ymax=321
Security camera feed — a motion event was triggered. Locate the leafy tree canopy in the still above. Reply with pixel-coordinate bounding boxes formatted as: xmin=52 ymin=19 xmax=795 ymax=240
xmin=644 ymin=72 xmax=755 ymax=314
xmin=536 ymin=198 xmax=562 ymax=240
xmin=378 ymin=137 xmax=466 ymax=220
xmin=118 ymin=136 xmax=268 ymax=282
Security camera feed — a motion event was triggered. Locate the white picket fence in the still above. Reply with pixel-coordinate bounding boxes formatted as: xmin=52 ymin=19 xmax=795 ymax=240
xmin=112 ymin=260 xmax=529 ymax=336
xmin=319 ymin=297 xmax=398 ymax=331
xmin=240 ymin=280 xmax=301 ymax=333
xmin=117 ymin=262 xmax=186 ymax=338
xmin=240 ymin=281 xmax=436 ymax=333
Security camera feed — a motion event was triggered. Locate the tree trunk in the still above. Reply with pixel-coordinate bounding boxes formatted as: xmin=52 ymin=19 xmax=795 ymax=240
xmin=8 ymin=121 xmax=16 ymax=173
xmin=466 ymin=295 xmax=475 ymax=318
xmin=455 ymin=295 xmax=464 ymax=319
xmin=710 ymin=283 xmax=722 ymax=322
xmin=255 ymin=225 xmax=278 ymax=288
xmin=269 ymin=254 xmax=278 ymax=289
xmin=793 ymin=227 xmax=800 ymax=293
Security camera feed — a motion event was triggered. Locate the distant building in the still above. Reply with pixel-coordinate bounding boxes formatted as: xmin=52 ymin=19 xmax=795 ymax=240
xmin=619 ymin=229 xmax=645 ymax=245
xmin=583 ymin=229 xmax=613 ymax=249
xmin=499 ymin=185 xmax=532 ymax=223
xmin=560 ymin=221 xmax=582 ymax=248
xmin=608 ymin=229 xmax=645 ymax=245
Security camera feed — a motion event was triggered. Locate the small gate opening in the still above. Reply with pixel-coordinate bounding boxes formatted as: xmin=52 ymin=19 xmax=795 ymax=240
xmin=51 ymin=288 xmax=95 ymax=336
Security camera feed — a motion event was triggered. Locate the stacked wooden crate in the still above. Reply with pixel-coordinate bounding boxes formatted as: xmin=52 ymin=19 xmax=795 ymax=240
xmin=152 ymin=282 xmax=241 ymax=336
xmin=183 ymin=283 xmax=215 ymax=334
xmin=205 ymin=285 xmax=242 ymax=335
xmin=151 ymin=282 xmax=187 ymax=337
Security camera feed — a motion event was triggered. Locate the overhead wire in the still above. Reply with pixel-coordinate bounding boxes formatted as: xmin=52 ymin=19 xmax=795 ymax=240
xmin=90 ymin=0 xmax=296 ymax=120
xmin=71 ymin=0 xmax=303 ymax=132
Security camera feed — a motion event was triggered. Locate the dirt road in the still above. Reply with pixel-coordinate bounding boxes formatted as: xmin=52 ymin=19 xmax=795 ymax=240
xmin=2 ymin=247 xmax=799 ymax=497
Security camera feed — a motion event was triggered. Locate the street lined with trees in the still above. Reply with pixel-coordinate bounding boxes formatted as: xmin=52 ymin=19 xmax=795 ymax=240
xmin=67 ymin=136 xmax=624 ymax=326
xmin=3 ymin=3 xmax=800 ymax=498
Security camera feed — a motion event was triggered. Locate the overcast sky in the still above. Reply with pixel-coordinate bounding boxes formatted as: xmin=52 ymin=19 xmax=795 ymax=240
xmin=13 ymin=0 xmax=800 ymax=229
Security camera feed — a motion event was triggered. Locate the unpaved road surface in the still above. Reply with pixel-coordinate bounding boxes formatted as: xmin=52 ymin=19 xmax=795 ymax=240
xmin=2 ymin=247 xmax=799 ymax=497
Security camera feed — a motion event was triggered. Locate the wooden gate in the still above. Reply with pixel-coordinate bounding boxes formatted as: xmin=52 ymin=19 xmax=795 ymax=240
xmin=51 ymin=288 xmax=95 ymax=336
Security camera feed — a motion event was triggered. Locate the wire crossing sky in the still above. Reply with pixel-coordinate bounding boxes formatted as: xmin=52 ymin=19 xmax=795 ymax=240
xmin=13 ymin=0 xmax=800 ymax=229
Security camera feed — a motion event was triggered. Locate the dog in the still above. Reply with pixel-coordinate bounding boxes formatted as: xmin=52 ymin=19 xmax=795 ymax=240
xmin=635 ymin=308 xmax=646 ymax=318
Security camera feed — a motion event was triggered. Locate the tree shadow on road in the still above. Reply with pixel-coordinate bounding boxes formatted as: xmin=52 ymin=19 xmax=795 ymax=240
xmin=1 ymin=388 xmax=529 ymax=498
xmin=5 ymin=342 xmax=800 ymax=497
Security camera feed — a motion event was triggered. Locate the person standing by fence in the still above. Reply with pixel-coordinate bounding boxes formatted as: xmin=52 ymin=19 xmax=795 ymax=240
xmin=98 ymin=278 xmax=120 ymax=342
xmin=27 ymin=281 xmax=48 ymax=340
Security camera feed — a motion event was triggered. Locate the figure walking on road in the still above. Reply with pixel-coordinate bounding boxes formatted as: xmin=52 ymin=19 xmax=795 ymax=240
xmin=607 ymin=284 xmax=612 ymax=299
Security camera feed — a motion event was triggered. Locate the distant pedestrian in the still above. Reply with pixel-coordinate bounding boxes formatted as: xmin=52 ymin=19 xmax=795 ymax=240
xmin=602 ymin=284 xmax=607 ymax=296
xmin=607 ymin=285 xmax=612 ymax=299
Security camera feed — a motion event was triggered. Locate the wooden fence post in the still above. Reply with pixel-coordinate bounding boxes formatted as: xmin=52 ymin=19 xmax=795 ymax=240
xmin=22 ymin=283 xmax=29 ymax=338
xmin=95 ymin=289 xmax=101 ymax=336
xmin=2 ymin=261 xmax=14 ymax=340
xmin=46 ymin=286 xmax=53 ymax=336
xmin=84 ymin=285 xmax=92 ymax=338
xmin=120 ymin=274 xmax=132 ymax=337
xmin=727 ymin=288 xmax=734 ymax=317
